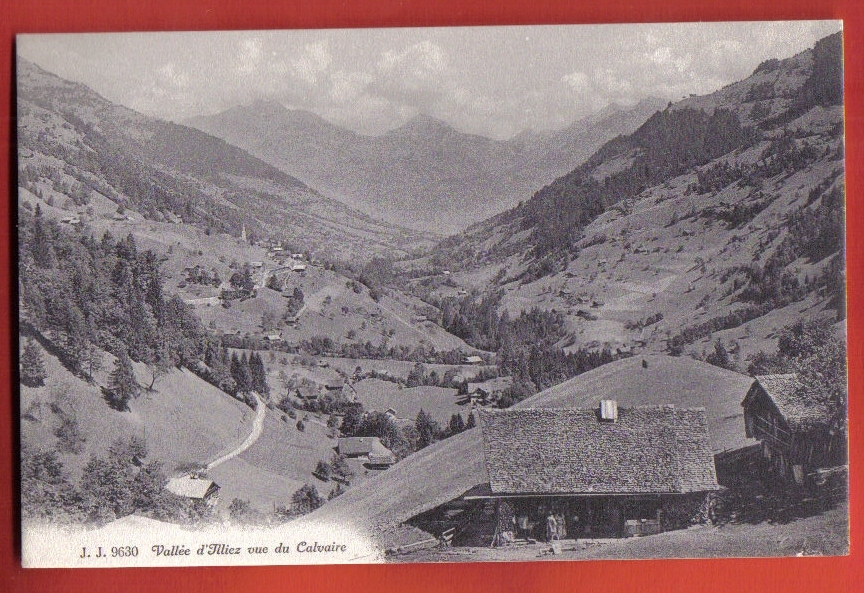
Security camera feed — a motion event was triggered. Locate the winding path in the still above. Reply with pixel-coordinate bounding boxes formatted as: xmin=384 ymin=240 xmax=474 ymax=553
xmin=206 ymin=392 xmax=266 ymax=470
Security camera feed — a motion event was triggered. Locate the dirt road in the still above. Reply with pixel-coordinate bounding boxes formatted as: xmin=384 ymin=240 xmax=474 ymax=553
xmin=206 ymin=392 xmax=266 ymax=470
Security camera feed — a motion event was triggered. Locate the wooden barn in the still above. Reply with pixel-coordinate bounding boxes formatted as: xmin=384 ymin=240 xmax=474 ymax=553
xmin=741 ymin=374 xmax=846 ymax=485
xmin=413 ymin=402 xmax=719 ymax=545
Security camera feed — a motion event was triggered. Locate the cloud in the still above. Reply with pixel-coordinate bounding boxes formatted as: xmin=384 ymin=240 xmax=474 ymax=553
xmin=377 ymin=40 xmax=446 ymax=79
xmin=237 ymin=37 xmax=263 ymax=75
xmin=562 ymin=71 xmax=590 ymax=91
xmin=17 ymin=22 xmax=842 ymax=138
xmin=290 ymin=41 xmax=332 ymax=85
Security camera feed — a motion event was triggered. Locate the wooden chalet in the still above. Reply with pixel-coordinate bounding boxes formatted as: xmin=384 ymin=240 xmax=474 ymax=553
xmin=337 ymin=436 xmax=396 ymax=468
xmin=465 ymin=376 xmax=513 ymax=406
xmin=415 ymin=402 xmax=719 ymax=545
xmin=742 ymin=374 xmax=846 ymax=485
xmin=165 ymin=475 xmax=220 ymax=506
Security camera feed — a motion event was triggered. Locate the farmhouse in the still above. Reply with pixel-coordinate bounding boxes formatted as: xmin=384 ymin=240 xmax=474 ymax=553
xmin=465 ymin=376 xmax=513 ymax=405
xmin=165 ymin=475 xmax=220 ymax=506
xmin=324 ymin=377 xmax=345 ymax=391
xmin=741 ymin=374 xmax=846 ymax=485
xmin=337 ymin=436 xmax=396 ymax=468
xmin=413 ymin=402 xmax=719 ymax=545
xmin=463 ymin=355 xmax=484 ymax=365
xmin=295 ymin=386 xmax=319 ymax=403
xmin=220 ymin=286 xmax=254 ymax=301
xmin=292 ymin=263 xmax=307 ymax=272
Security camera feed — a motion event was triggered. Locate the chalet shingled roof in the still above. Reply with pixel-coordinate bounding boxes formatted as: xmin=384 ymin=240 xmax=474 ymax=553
xmin=749 ymin=374 xmax=830 ymax=430
xmin=478 ymin=406 xmax=718 ymax=496
xmin=338 ymin=436 xmax=383 ymax=456
xmin=165 ymin=476 xmax=219 ymax=499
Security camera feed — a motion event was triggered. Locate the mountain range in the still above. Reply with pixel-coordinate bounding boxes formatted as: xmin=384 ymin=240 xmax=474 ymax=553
xmin=185 ymin=97 xmax=667 ymax=234
xmin=17 ymin=58 xmax=435 ymax=261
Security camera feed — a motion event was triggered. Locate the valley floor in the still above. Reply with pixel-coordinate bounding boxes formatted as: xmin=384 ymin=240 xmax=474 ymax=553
xmin=391 ymin=502 xmax=848 ymax=563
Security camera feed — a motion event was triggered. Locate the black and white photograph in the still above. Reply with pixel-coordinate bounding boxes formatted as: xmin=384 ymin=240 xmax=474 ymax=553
xmin=16 ymin=21 xmax=848 ymax=567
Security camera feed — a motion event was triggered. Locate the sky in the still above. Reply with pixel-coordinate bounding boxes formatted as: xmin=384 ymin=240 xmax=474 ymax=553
xmin=18 ymin=21 xmax=842 ymax=140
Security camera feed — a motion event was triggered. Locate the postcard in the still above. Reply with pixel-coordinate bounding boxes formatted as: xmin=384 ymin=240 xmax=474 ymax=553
xmin=16 ymin=21 xmax=847 ymax=567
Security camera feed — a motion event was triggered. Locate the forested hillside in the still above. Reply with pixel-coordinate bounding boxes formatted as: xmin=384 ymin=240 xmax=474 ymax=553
xmin=410 ymin=31 xmax=845 ymax=370
xmin=17 ymin=58 xmax=433 ymax=261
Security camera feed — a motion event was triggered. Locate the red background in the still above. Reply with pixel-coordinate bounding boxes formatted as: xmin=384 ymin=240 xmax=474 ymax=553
xmin=1 ymin=1 xmax=861 ymax=591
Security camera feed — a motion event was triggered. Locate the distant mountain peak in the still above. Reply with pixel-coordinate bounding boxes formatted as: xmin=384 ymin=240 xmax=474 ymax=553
xmin=396 ymin=113 xmax=452 ymax=134
xmin=588 ymin=96 xmax=667 ymax=123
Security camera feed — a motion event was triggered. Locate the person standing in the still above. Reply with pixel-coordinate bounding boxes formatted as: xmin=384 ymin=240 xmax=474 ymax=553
xmin=546 ymin=512 xmax=558 ymax=542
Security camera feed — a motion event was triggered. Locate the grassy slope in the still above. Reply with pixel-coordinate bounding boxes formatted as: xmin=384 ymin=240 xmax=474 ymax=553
xmin=20 ymin=342 xmax=255 ymax=479
xmin=352 ymin=379 xmax=463 ymax=425
xmin=208 ymin=410 xmax=346 ymax=512
xmin=304 ymin=355 xmax=754 ymax=546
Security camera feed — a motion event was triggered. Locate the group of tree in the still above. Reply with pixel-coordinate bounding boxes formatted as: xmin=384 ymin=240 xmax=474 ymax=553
xmin=19 ymin=207 xmax=268 ymax=410
xmin=20 ymin=208 xmax=213 ymax=387
xmin=229 ymin=351 xmax=269 ymax=397
xmin=313 ymin=452 xmax=353 ymax=484
xmin=229 ymin=266 xmax=255 ymax=294
xmin=288 ymin=484 xmax=325 ymax=515
xmin=284 ymin=286 xmax=304 ymax=317
xmin=21 ymin=436 xmax=211 ymax=525
xmin=438 ymin=290 xmax=621 ymax=406
xmin=440 ymin=291 xmax=568 ymax=354
xmin=522 ymin=107 xmax=756 ymax=259
xmin=185 ymin=265 xmax=222 ymax=287
xmin=337 ymin=403 xmax=477 ymax=461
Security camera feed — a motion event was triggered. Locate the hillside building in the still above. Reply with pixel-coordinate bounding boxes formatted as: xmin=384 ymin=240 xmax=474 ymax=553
xmin=742 ymin=374 xmax=846 ymax=485
xmin=165 ymin=475 xmax=220 ymax=506
xmin=465 ymin=376 xmax=513 ymax=406
xmin=412 ymin=403 xmax=719 ymax=545
xmin=337 ymin=436 xmax=396 ymax=468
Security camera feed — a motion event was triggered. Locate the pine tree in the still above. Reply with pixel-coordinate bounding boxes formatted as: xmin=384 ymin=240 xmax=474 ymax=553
xmin=31 ymin=205 xmax=55 ymax=268
xmin=105 ymin=350 xmax=139 ymax=411
xmin=448 ymin=412 xmax=466 ymax=436
xmin=20 ymin=445 xmax=82 ymax=521
xmin=415 ymin=409 xmax=438 ymax=449
xmin=230 ymin=352 xmax=252 ymax=394
xmin=291 ymin=484 xmax=323 ymax=514
xmin=145 ymin=341 xmax=172 ymax=391
xmin=248 ymin=352 xmax=269 ymax=395
xmin=466 ymin=412 xmax=476 ymax=429
xmin=21 ymin=338 xmax=48 ymax=387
